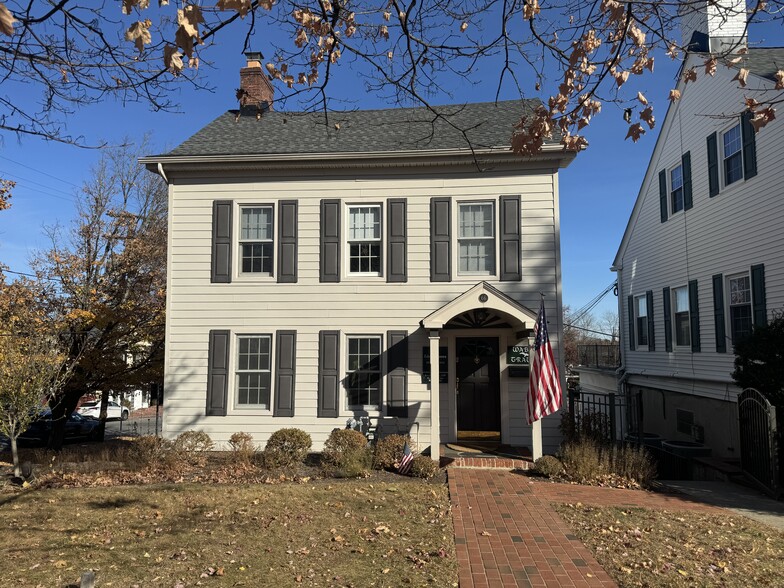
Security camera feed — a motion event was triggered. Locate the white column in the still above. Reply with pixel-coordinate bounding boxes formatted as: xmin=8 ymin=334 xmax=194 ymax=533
xmin=429 ymin=330 xmax=440 ymax=462
xmin=532 ymin=418 xmax=543 ymax=460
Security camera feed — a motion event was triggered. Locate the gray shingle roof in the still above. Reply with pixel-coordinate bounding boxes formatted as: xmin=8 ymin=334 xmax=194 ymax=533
xmin=741 ymin=47 xmax=784 ymax=81
xmin=166 ymin=99 xmax=548 ymax=157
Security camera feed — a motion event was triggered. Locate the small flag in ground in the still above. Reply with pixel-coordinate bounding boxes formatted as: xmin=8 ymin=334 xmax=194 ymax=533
xmin=527 ymin=299 xmax=563 ymax=424
xmin=398 ymin=441 xmax=413 ymax=475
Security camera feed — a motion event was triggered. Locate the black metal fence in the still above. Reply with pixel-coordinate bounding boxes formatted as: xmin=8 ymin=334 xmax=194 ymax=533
xmin=577 ymin=344 xmax=620 ymax=369
xmin=738 ymin=388 xmax=781 ymax=498
xmin=567 ymin=388 xmax=640 ymax=444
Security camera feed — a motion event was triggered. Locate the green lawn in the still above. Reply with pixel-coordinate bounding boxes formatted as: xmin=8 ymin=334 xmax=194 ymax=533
xmin=2 ymin=480 xmax=457 ymax=587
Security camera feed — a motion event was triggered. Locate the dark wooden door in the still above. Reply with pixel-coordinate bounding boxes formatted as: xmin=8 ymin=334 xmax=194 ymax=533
xmin=456 ymin=337 xmax=501 ymax=433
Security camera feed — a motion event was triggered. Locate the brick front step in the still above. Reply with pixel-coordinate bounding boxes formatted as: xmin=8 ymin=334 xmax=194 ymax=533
xmin=443 ymin=456 xmax=532 ymax=470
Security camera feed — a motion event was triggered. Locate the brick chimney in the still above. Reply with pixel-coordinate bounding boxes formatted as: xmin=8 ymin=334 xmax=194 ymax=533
xmin=239 ymin=51 xmax=274 ymax=110
xmin=680 ymin=0 xmax=747 ymax=54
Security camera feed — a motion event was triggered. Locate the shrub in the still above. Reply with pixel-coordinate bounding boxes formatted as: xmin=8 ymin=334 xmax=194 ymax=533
xmin=609 ymin=443 xmax=656 ymax=486
xmin=263 ymin=428 xmax=312 ymax=469
xmin=533 ymin=455 xmax=564 ymax=478
xmin=559 ymin=440 xmax=609 ymax=482
xmin=228 ymin=432 xmax=257 ymax=465
xmin=321 ymin=429 xmax=372 ymax=478
xmin=129 ymin=435 xmax=172 ymax=468
xmin=373 ymin=434 xmax=411 ymax=470
xmin=171 ymin=431 xmax=214 ymax=466
xmin=558 ymin=439 xmax=656 ymax=487
xmin=409 ymin=455 xmax=440 ymax=479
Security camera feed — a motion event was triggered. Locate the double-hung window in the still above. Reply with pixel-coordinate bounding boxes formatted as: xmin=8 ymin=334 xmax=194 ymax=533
xmin=347 ymin=205 xmax=381 ymax=275
xmin=728 ymin=273 xmax=753 ymax=344
xmin=635 ymin=295 xmax=648 ymax=347
xmin=670 ymin=165 xmax=684 ymax=214
xmin=346 ymin=336 xmax=382 ymax=408
xmin=458 ymin=202 xmax=495 ymax=275
xmin=236 ymin=335 xmax=272 ymax=408
xmin=672 ymin=286 xmax=691 ymax=347
xmin=722 ymin=124 xmax=743 ymax=186
xmin=240 ymin=206 xmax=274 ymax=275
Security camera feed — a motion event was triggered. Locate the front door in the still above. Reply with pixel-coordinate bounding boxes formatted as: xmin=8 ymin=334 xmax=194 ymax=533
xmin=456 ymin=337 xmax=501 ymax=437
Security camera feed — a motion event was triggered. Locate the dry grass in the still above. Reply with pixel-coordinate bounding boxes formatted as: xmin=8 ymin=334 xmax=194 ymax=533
xmin=1 ymin=480 xmax=457 ymax=587
xmin=554 ymin=503 xmax=784 ymax=587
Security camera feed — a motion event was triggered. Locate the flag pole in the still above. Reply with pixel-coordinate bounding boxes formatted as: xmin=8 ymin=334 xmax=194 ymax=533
xmin=532 ymin=293 xmax=544 ymax=460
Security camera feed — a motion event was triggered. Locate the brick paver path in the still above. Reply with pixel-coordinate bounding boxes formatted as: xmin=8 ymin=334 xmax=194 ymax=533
xmin=448 ymin=469 xmax=725 ymax=587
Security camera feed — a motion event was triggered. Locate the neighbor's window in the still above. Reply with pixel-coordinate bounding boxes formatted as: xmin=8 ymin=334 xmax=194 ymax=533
xmin=346 ymin=336 xmax=381 ymax=408
xmin=722 ymin=124 xmax=743 ymax=186
xmin=458 ymin=202 xmax=495 ymax=274
xmin=236 ymin=335 xmax=272 ymax=408
xmin=635 ymin=295 xmax=648 ymax=347
xmin=240 ymin=206 xmax=274 ymax=275
xmin=729 ymin=273 xmax=752 ymax=344
xmin=670 ymin=164 xmax=684 ymax=214
xmin=348 ymin=205 xmax=381 ymax=274
xmin=672 ymin=286 xmax=691 ymax=347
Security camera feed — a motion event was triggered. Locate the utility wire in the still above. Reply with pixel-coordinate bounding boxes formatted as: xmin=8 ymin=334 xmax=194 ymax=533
xmin=0 ymin=155 xmax=80 ymax=188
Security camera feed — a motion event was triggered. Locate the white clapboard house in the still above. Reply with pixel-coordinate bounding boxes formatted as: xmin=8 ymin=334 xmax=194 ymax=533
xmin=143 ymin=55 xmax=576 ymax=459
xmin=613 ymin=4 xmax=784 ymax=459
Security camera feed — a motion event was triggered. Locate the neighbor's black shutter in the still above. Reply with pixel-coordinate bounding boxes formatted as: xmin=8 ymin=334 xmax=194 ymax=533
xmin=430 ymin=197 xmax=451 ymax=282
xmin=387 ymin=199 xmax=407 ymax=283
xmin=682 ymin=151 xmax=693 ymax=211
xmin=320 ymin=199 xmax=341 ymax=283
xmin=318 ymin=330 xmax=340 ymax=417
xmin=211 ymin=201 xmax=233 ymax=283
xmin=206 ymin=330 xmax=230 ymax=416
xmin=386 ymin=330 xmax=409 ymax=418
xmin=751 ymin=264 xmax=767 ymax=326
xmin=627 ymin=295 xmax=635 ymax=351
xmin=712 ymin=274 xmax=726 ymax=353
xmin=277 ymin=201 xmax=298 ymax=283
xmin=689 ymin=280 xmax=701 ymax=352
xmin=658 ymin=170 xmax=668 ymax=223
xmin=646 ymin=290 xmax=655 ymax=351
xmin=499 ymin=195 xmax=522 ymax=281
xmin=707 ymin=133 xmax=720 ymax=197
xmin=274 ymin=330 xmax=296 ymax=417
xmin=741 ymin=111 xmax=758 ymax=180
xmin=663 ymin=287 xmax=672 ymax=352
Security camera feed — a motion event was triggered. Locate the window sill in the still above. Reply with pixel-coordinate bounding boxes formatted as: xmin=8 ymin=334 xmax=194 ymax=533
xmin=230 ymin=407 xmax=273 ymax=416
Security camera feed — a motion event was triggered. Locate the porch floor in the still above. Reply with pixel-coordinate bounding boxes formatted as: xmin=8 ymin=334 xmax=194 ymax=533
xmin=441 ymin=443 xmax=533 ymax=470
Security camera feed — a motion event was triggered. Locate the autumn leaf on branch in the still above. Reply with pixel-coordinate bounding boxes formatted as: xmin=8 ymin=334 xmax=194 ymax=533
xmin=775 ymin=70 xmax=784 ymax=90
xmin=0 ymin=2 xmax=15 ymax=36
xmin=460 ymin=22 xmax=468 ymax=33
xmin=733 ymin=68 xmax=749 ymax=87
xmin=125 ymin=20 xmax=152 ymax=52
xmin=636 ymin=92 xmax=648 ymax=105
xmin=163 ymin=45 xmax=183 ymax=75
xmin=523 ymin=0 xmax=541 ymax=20
xmin=216 ymin=0 xmax=253 ymax=18
xmin=750 ymin=108 xmax=776 ymax=132
xmin=704 ymin=57 xmax=718 ymax=76
xmin=683 ymin=68 xmax=697 ymax=84
xmin=640 ymin=105 xmax=655 ymax=129
xmin=625 ymin=123 xmax=645 ymax=142
xmin=669 ymin=89 xmax=681 ymax=102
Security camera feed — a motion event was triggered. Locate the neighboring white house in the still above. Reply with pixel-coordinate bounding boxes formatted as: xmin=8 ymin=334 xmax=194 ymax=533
xmin=142 ymin=55 xmax=576 ymax=459
xmin=613 ymin=6 xmax=784 ymax=459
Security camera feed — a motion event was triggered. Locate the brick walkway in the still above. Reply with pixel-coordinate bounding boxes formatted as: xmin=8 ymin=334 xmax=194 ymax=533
xmin=448 ymin=469 xmax=725 ymax=588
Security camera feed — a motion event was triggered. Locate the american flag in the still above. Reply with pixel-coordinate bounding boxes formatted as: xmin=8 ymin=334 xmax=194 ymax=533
xmin=527 ymin=300 xmax=563 ymax=424
xmin=397 ymin=441 xmax=414 ymax=475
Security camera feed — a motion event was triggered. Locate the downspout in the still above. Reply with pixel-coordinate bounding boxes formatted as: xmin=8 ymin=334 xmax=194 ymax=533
xmin=613 ymin=265 xmax=634 ymax=439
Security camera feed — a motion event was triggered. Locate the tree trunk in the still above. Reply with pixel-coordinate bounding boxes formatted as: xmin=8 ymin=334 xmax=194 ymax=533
xmin=10 ymin=431 xmax=20 ymax=478
xmin=97 ymin=389 xmax=111 ymax=441
xmin=47 ymin=389 xmax=81 ymax=451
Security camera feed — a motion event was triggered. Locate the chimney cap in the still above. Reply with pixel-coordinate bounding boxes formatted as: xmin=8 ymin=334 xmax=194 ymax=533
xmin=244 ymin=51 xmax=264 ymax=62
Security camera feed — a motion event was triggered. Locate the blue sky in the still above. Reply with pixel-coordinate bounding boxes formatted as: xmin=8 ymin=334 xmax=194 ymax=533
xmin=0 ymin=16 xmax=777 ymax=326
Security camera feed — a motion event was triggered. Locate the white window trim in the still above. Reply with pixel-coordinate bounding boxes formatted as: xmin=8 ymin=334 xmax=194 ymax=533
xmin=343 ymin=333 xmax=384 ymax=413
xmin=668 ymin=162 xmax=685 ymax=216
xmin=670 ymin=285 xmax=691 ymax=349
xmin=231 ymin=332 xmax=274 ymax=414
xmin=343 ymin=202 xmax=384 ymax=280
xmin=454 ymin=199 xmax=499 ymax=279
xmin=726 ymin=270 xmax=753 ymax=345
xmin=634 ymin=294 xmax=649 ymax=350
xmin=235 ymin=202 xmax=277 ymax=282
xmin=720 ymin=121 xmax=744 ymax=190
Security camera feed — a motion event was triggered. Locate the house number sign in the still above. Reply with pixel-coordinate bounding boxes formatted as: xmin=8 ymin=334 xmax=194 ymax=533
xmin=507 ymin=345 xmax=530 ymax=365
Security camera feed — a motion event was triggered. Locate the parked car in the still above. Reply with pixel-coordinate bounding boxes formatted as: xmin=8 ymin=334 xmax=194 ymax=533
xmin=78 ymin=400 xmax=129 ymax=421
xmin=17 ymin=411 xmax=102 ymax=445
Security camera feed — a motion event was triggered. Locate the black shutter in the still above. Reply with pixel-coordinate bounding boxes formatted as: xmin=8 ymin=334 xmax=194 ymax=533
xmin=211 ymin=201 xmax=233 ymax=283
xmin=627 ymin=295 xmax=635 ymax=351
xmin=387 ymin=199 xmax=407 ymax=283
xmin=386 ymin=331 xmax=408 ymax=417
xmin=277 ymin=201 xmax=298 ymax=283
xmin=712 ymin=274 xmax=726 ymax=353
xmin=206 ymin=330 xmax=230 ymax=416
xmin=682 ymin=151 xmax=693 ymax=211
xmin=318 ymin=330 xmax=340 ymax=417
xmin=320 ymin=199 xmax=341 ymax=283
xmin=741 ymin=111 xmax=758 ymax=180
xmin=707 ymin=133 xmax=719 ymax=197
xmin=274 ymin=330 xmax=296 ymax=417
xmin=689 ymin=280 xmax=701 ymax=352
xmin=658 ymin=170 xmax=668 ymax=223
xmin=430 ymin=197 xmax=451 ymax=282
xmin=751 ymin=264 xmax=767 ymax=326
xmin=499 ymin=195 xmax=522 ymax=281
xmin=663 ymin=287 xmax=672 ymax=352
xmin=646 ymin=290 xmax=655 ymax=351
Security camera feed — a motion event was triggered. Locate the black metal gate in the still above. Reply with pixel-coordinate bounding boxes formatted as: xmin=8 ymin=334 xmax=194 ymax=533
xmin=738 ymin=388 xmax=781 ymax=498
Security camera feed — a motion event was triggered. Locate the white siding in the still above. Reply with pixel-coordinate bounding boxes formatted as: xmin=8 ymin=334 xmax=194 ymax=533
xmin=164 ymin=163 xmax=565 ymax=452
